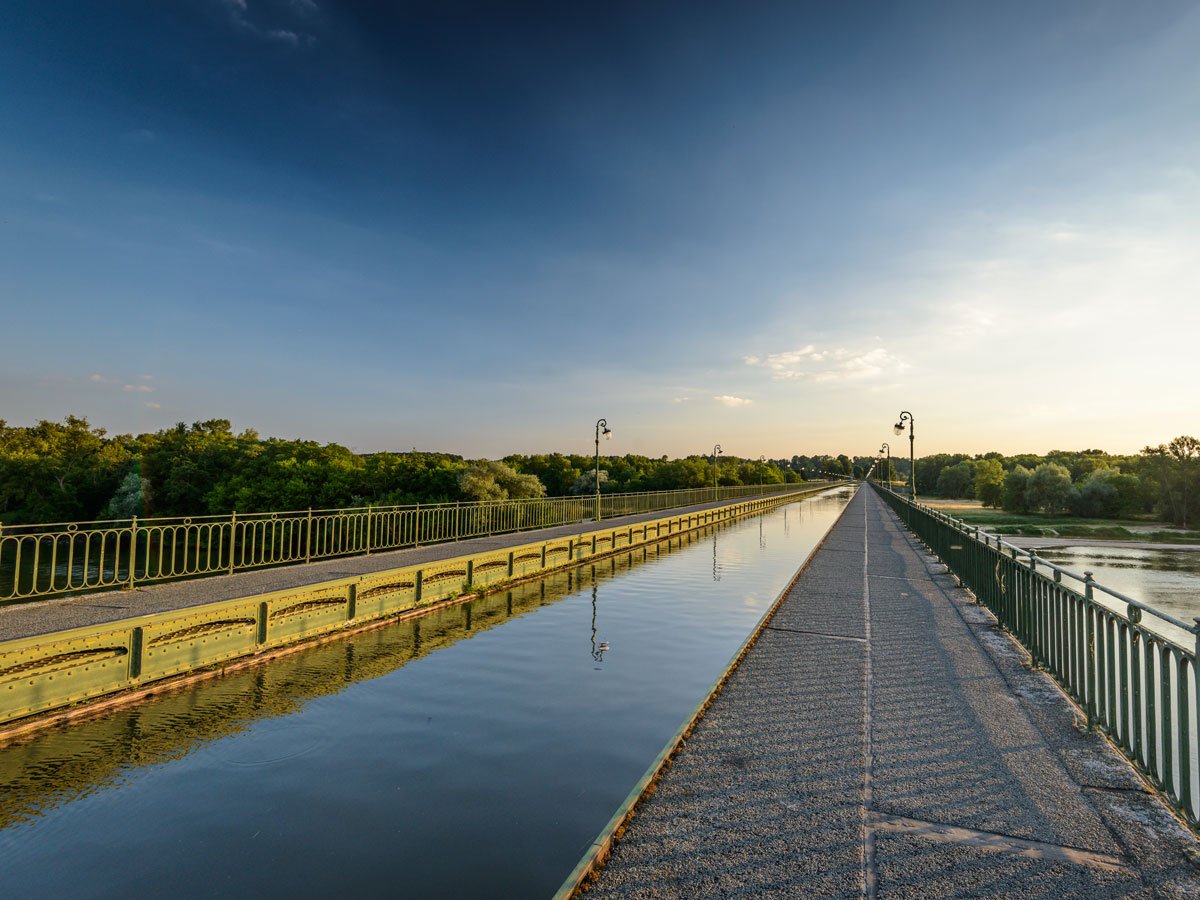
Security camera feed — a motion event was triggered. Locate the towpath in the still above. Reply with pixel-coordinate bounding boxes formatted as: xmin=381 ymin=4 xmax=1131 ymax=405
xmin=579 ymin=487 xmax=1200 ymax=899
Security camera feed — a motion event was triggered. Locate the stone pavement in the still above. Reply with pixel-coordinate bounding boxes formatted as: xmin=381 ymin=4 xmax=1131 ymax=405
xmin=0 ymin=492 xmax=808 ymax=643
xmin=581 ymin=487 xmax=1200 ymax=899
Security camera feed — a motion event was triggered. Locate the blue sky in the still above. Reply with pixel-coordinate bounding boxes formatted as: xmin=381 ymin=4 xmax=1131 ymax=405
xmin=2 ymin=1 xmax=1197 ymax=458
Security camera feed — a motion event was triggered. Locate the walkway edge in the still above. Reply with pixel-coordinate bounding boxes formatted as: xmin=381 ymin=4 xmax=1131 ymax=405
xmin=551 ymin=485 xmax=859 ymax=900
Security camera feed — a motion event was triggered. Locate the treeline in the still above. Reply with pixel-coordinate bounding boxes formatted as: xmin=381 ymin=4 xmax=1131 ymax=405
xmin=0 ymin=417 xmax=845 ymax=525
xmin=885 ymin=439 xmax=1199 ymax=526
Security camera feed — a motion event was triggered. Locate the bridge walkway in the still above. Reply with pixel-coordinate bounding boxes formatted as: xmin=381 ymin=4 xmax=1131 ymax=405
xmin=579 ymin=487 xmax=1200 ymax=898
xmin=0 ymin=492 xmax=800 ymax=644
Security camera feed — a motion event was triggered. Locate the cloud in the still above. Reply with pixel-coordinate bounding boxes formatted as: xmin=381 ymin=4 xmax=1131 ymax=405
xmin=672 ymin=397 xmax=690 ymax=403
xmin=122 ymin=384 xmax=154 ymax=393
xmin=90 ymin=374 xmax=119 ymax=384
xmin=215 ymin=0 xmax=315 ymax=46
xmin=144 ymin=402 xmax=161 ymax=409
xmin=713 ymin=395 xmax=752 ymax=407
xmin=744 ymin=345 xmax=906 ymax=382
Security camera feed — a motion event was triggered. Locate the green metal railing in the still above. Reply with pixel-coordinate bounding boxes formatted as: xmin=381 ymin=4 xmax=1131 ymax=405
xmin=873 ymin=484 xmax=1200 ymax=828
xmin=0 ymin=481 xmax=844 ymax=603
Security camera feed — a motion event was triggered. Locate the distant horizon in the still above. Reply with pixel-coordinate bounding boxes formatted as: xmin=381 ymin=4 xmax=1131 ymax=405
xmin=1 ymin=411 xmax=1179 ymax=462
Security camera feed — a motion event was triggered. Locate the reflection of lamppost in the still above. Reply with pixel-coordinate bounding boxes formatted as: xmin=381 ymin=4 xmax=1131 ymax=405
xmin=712 ymin=444 xmax=722 ymax=499
xmin=590 ymin=583 xmax=608 ymax=662
xmin=595 ymin=418 xmax=611 ymax=521
xmin=880 ymin=443 xmax=890 ymax=492
xmin=712 ymin=532 xmax=721 ymax=581
xmin=893 ymin=412 xmax=914 ymax=499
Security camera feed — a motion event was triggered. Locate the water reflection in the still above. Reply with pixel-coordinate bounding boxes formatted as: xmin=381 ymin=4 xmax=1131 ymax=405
xmin=590 ymin=584 xmax=608 ymax=664
xmin=0 ymin=525 xmax=718 ymax=830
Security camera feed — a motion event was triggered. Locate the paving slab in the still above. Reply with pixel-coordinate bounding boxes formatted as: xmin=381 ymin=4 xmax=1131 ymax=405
xmin=580 ymin=487 xmax=1200 ymax=899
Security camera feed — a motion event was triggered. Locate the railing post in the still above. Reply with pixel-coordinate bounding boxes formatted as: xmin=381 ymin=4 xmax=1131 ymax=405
xmin=229 ymin=511 xmax=237 ymax=575
xmin=127 ymin=516 xmax=138 ymax=589
xmin=415 ymin=501 xmax=421 ymax=547
xmin=1084 ymin=572 xmax=1096 ymax=730
xmin=306 ymin=508 xmax=313 ymax=564
xmin=366 ymin=505 xmax=373 ymax=555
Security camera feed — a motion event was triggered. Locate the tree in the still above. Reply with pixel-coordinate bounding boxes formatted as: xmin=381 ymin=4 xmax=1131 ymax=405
xmin=935 ymin=461 xmax=976 ymax=498
xmin=459 ymin=460 xmax=546 ymax=502
xmin=1143 ymin=436 xmax=1200 ymax=528
xmin=1025 ymin=463 xmax=1075 ymax=514
xmin=1002 ymin=466 xmax=1033 ymax=514
xmin=974 ymin=459 xmax=1004 ymax=508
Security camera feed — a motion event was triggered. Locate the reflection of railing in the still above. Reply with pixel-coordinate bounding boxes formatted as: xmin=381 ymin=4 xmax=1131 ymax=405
xmin=0 ymin=481 xmax=843 ymax=603
xmin=873 ymin=484 xmax=1200 ymax=827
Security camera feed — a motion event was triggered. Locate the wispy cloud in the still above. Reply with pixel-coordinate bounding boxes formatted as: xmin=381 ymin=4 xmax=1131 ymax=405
xmin=144 ymin=402 xmax=161 ymax=409
xmin=713 ymin=395 xmax=752 ymax=407
xmin=122 ymin=384 xmax=154 ymax=393
xmin=744 ymin=345 xmax=906 ymax=382
xmin=215 ymin=0 xmax=315 ymax=46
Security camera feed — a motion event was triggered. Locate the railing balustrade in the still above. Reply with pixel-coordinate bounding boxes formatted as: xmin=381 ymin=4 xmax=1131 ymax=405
xmin=0 ymin=481 xmax=843 ymax=603
xmin=873 ymin=483 xmax=1199 ymax=828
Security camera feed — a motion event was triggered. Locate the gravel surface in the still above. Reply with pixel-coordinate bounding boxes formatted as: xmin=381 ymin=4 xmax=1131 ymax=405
xmin=581 ymin=488 xmax=1200 ymax=899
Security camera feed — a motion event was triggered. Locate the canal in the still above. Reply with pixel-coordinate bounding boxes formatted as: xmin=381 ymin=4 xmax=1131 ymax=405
xmin=0 ymin=487 xmax=853 ymax=899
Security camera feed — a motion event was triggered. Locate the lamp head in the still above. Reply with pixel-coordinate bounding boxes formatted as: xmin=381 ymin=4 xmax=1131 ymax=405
xmin=603 ymin=428 xmax=611 ymax=440
xmin=893 ymin=423 xmax=904 ymax=435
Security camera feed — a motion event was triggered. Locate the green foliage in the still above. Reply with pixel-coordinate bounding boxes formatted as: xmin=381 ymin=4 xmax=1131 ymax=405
xmin=1002 ymin=466 xmax=1033 ymax=514
xmin=1 ymin=416 xmax=853 ymax=525
xmin=0 ymin=416 xmax=131 ymax=523
xmin=974 ymin=459 xmax=1004 ymax=508
xmin=935 ymin=460 xmax=976 ymax=499
xmin=1025 ymin=463 xmax=1075 ymax=514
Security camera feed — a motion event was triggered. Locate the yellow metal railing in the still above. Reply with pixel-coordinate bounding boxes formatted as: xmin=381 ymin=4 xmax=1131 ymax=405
xmin=0 ymin=481 xmax=844 ymax=603
xmin=0 ymin=486 xmax=836 ymax=727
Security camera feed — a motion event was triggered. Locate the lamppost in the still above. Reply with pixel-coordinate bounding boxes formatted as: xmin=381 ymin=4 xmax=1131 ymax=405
xmin=893 ymin=411 xmax=914 ymax=499
xmin=880 ymin=443 xmax=890 ymax=491
xmin=712 ymin=444 xmax=722 ymax=499
xmin=595 ymin=418 xmax=611 ymax=520
xmin=759 ymin=455 xmax=766 ymax=487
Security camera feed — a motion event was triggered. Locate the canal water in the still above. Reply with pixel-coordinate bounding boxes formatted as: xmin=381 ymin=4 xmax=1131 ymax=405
xmin=0 ymin=487 xmax=853 ymax=899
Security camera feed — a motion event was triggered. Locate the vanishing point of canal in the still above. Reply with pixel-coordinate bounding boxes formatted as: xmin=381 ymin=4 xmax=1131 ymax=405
xmin=0 ymin=487 xmax=854 ymax=899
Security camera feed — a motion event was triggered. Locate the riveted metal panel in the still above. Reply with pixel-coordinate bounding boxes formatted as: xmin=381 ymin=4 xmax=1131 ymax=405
xmin=0 ymin=628 xmax=134 ymax=722
xmin=263 ymin=585 xmax=351 ymax=646
xmin=355 ymin=570 xmax=420 ymax=620
xmin=138 ymin=604 xmax=261 ymax=681
xmin=418 ymin=562 xmax=471 ymax=602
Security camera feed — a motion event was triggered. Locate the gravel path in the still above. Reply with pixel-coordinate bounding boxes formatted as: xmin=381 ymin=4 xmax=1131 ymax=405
xmin=578 ymin=488 xmax=1200 ymax=899
xmin=0 ymin=493 xmax=802 ymax=643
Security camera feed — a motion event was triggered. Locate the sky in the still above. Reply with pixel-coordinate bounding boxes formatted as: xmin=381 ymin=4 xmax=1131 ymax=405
xmin=1 ymin=1 xmax=1197 ymax=460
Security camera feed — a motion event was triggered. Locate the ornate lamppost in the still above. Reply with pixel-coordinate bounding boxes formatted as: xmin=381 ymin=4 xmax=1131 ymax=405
xmin=893 ymin=412 xmax=914 ymax=499
xmin=595 ymin=418 xmax=611 ymax=520
xmin=759 ymin=455 xmax=766 ymax=487
xmin=880 ymin=443 xmax=890 ymax=491
xmin=712 ymin=444 xmax=722 ymax=499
